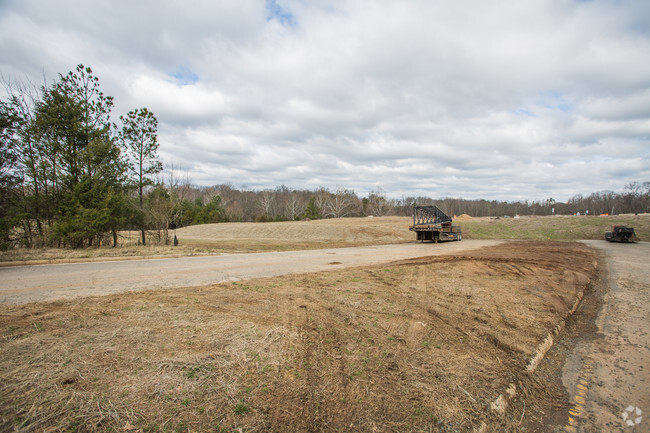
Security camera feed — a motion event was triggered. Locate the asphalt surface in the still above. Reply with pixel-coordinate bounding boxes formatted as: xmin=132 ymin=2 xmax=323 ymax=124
xmin=0 ymin=240 xmax=502 ymax=305
xmin=562 ymin=241 xmax=650 ymax=432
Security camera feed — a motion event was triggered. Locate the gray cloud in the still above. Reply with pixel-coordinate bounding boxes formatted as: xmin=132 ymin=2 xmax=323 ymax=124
xmin=1 ymin=0 xmax=649 ymax=201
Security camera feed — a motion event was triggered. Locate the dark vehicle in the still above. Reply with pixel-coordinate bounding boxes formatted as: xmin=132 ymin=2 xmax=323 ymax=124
xmin=410 ymin=206 xmax=462 ymax=243
xmin=605 ymin=226 xmax=639 ymax=243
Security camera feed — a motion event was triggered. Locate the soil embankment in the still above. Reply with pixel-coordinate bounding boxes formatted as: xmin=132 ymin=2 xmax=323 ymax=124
xmin=0 ymin=241 xmax=599 ymax=432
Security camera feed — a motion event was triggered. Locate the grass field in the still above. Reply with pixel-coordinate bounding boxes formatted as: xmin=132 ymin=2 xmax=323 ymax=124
xmin=0 ymin=241 xmax=598 ymax=432
xmin=459 ymin=214 xmax=650 ymax=242
xmin=1 ymin=214 xmax=647 ymax=264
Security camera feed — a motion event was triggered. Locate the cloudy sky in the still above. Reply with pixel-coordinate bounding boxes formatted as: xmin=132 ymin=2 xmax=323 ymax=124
xmin=1 ymin=0 xmax=649 ymax=201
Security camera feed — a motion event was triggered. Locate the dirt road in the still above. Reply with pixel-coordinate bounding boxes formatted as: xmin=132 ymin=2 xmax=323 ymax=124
xmin=561 ymin=241 xmax=650 ymax=432
xmin=0 ymin=240 xmax=502 ymax=305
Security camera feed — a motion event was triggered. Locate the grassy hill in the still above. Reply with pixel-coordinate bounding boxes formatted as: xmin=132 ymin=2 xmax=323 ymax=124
xmin=459 ymin=214 xmax=649 ymax=242
xmin=1 ymin=214 xmax=647 ymax=264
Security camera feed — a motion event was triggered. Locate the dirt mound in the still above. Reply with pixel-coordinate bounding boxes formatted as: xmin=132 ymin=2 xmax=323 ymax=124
xmin=455 ymin=213 xmax=473 ymax=221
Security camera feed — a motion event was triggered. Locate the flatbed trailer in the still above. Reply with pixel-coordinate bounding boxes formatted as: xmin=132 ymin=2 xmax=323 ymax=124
xmin=409 ymin=206 xmax=462 ymax=243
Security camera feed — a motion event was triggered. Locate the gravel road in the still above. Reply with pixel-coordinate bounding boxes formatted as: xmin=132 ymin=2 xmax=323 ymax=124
xmin=0 ymin=240 xmax=502 ymax=305
xmin=562 ymin=241 xmax=650 ymax=432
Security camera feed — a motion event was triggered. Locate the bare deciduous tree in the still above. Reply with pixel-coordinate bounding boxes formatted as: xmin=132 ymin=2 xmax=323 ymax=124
xmin=257 ymin=189 xmax=276 ymax=219
xmin=325 ymin=187 xmax=357 ymax=218
xmin=285 ymin=191 xmax=306 ymax=221
xmin=314 ymin=187 xmax=330 ymax=217
xmin=368 ymin=189 xmax=390 ymax=216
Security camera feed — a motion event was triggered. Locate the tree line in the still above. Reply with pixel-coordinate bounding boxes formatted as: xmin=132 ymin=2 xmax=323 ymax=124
xmin=153 ymin=181 xmax=650 ymax=227
xmin=1 ymin=65 xmax=162 ymax=250
xmin=2 ymin=66 xmax=648 ymax=250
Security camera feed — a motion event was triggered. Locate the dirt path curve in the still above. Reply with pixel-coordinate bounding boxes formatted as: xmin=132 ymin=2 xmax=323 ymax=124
xmin=562 ymin=241 xmax=650 ymax=432
xmin=0 ymin=240 xmax=502 ymax=305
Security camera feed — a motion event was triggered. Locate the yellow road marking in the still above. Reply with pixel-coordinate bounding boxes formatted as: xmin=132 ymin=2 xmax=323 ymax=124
xmin=564 ymin=358 xmax=594 ymax=431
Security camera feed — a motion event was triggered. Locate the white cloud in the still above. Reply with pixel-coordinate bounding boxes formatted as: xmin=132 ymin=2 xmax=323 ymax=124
xmin=129 ymin=75 xmax=230 ymax=125
xmin=1 ymin=0 xmax=649 ymax=201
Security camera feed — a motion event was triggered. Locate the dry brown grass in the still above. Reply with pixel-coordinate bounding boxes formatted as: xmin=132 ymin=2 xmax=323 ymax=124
xmin=0 ymin=241 xmax=598 ymax=432
xmin=3 ymin=214 xmax=647 ymax=265
xmin=178 ymin=217 xmax=413 ymax=250
xmin=0 ymin=217 xmax=414 ymax=264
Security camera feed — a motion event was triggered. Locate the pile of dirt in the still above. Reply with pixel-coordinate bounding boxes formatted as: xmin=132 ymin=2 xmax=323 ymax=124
xmin=0 ymin=241 xmax=598 ymax=432
xmin=455 ymin=213 xmax=473 ymax=221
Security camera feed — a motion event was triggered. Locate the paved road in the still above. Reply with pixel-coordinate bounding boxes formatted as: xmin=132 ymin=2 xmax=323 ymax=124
xmin=0 ymin=240 xmax=502 ymax=305
xmin=562 ymin=241 xmax=650 ymax=432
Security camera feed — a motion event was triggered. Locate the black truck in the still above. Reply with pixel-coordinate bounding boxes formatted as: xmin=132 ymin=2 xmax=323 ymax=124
xmin=605 ymin=226 xmax=639 ymax=243
xmin=409 ymin=206 xmax=462 ymax=243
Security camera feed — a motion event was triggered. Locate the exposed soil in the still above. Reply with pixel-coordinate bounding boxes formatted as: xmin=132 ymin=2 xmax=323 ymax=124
xmin=510 ymin=250 xmax=606 ymax=432
xmin=0 ymin=241 xmax=599 ymax=432
xmin=508 ymin=241 xmax=650 ymax=433
xmin=560 ymin=241 xmax=650 ymax=432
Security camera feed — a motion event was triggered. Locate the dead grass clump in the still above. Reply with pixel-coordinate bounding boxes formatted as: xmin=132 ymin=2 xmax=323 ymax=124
xmin=0 ymin=241 xmax=598 ymax=432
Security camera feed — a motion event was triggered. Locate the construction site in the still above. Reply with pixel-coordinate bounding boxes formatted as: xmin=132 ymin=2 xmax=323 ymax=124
xmin=0 ymin=214 xmax=648 ymax=432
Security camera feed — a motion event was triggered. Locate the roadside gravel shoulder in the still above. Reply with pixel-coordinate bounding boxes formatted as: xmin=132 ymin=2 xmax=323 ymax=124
xmin=0 ymin=240 xmax=503 ymax=305
xmin=560 ymin=241 xmax=650 ymax=432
